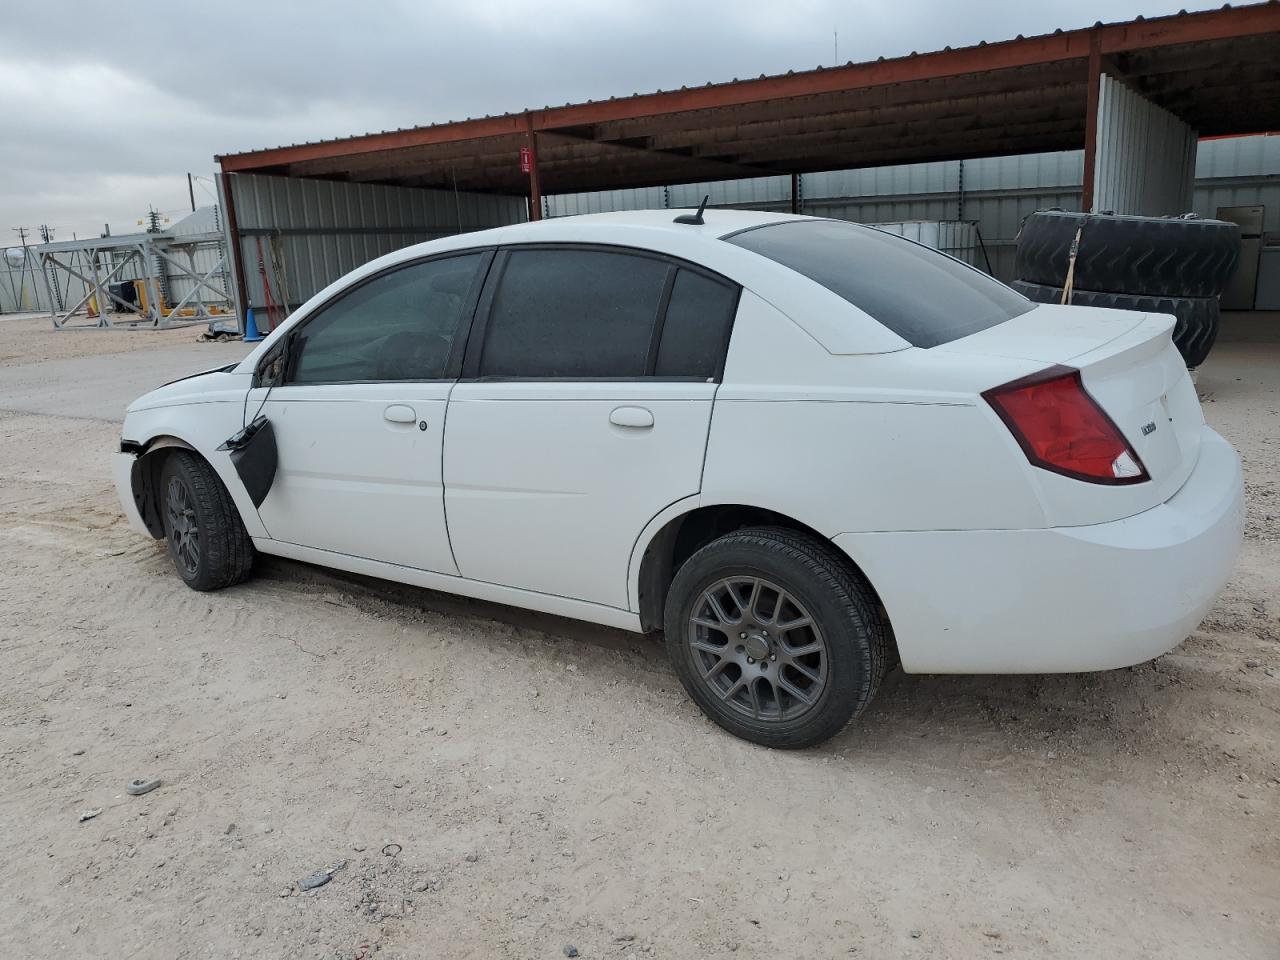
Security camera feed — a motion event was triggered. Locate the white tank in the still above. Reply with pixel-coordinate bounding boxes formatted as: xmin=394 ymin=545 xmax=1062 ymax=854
xmin=3 ymin=247 xmax=25 ymax=267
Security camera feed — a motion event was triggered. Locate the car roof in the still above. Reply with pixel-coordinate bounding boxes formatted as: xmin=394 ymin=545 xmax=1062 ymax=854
xmin=497 ymin=208 xmax=802 ymax=242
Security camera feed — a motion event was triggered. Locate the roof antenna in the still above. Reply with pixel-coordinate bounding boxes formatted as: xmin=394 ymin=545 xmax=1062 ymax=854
xmin=674 ymin=195 xmax=709 ymax=225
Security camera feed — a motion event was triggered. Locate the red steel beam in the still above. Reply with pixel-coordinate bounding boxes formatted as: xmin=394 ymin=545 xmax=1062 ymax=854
xmin=216 ymin=5 xmax=1280 ymax=177
xmin=219 ymin=115 xmax=527 ymax=172
xmin=1098 ymin=4 xmax=1280 ymax=54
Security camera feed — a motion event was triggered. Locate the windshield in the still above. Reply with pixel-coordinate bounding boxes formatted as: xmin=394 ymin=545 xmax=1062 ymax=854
xmin=724 ymin=219 xmax=1032 ymax=348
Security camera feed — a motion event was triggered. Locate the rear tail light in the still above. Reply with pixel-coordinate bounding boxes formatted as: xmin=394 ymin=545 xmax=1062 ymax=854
xmin=983 ymin=365 xmax=1148 ymax=485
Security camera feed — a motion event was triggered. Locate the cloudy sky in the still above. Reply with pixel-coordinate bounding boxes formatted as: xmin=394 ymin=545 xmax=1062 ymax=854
xmin=1 ymin=0 xmax=1222 ymax=242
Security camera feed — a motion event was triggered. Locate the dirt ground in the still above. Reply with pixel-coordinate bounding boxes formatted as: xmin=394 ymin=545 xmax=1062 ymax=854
xmin=0 ymin=317 xmax=1276 ymax=960
xmin=0 ymin=313 xmax=201 ymax=368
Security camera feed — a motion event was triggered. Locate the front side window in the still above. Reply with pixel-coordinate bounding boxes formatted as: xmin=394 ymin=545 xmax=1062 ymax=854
xmin=288 ymin=253 xmax=486 ymax=384
xmin=724 ymin=219 xmax=1032 ymax=348
xmin=478 ymin=249 xmax=670 ymax=378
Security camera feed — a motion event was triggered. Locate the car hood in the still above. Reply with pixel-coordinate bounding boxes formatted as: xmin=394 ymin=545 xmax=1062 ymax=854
xmin=127 ymin=366 xmax=252 ymax=413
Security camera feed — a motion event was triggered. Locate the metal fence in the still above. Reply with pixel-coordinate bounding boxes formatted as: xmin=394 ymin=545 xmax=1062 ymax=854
xmin=0 ymin=250 xmax=51 ymax=314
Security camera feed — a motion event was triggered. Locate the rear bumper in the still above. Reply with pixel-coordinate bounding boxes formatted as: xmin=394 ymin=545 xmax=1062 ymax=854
xmin=834 ymin=427 xmax=1244 ymax=673
xmin=113 ymin=452 xmax=151 ymax=537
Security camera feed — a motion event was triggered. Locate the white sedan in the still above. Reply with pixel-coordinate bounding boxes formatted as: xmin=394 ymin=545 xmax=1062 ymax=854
xmin=113 ymin=210 xmax=1244 ymax=748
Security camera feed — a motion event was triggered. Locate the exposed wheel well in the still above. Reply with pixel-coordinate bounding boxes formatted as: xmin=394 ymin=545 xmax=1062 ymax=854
xmin=636 ymin=505 xmax=897 ymax=661
xmin=126 ymin=436 xmax=198 ymax=538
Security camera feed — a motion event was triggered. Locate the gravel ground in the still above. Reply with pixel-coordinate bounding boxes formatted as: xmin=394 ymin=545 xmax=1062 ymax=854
xmin=0 ymin=319 xmax=1276 ymax=959
xmin=0 ymin=314 xmax=201 ymax=368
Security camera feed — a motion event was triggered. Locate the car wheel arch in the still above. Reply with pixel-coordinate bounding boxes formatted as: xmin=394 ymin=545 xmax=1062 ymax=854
xmin=127 ymin=435 xmax=206 ymax=538
xmin=632 ymin=502 xmax=897 ymax=660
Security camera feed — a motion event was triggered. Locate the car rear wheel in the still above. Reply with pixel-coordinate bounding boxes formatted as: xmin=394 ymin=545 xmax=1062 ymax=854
xmin=664 ymin=527 xmax=886 ymax=749
xmin=159 ymin=451 xmax=255 ymax=591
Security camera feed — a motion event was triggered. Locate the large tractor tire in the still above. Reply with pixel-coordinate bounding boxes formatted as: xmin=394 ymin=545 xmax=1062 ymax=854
xmin=1014 ymin=210 xmax=1240 ymax=299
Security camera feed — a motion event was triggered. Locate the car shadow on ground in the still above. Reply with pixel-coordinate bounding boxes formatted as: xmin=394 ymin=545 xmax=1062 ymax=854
xmin=253 ymin=554 xmax=655 ymax=657
xmin=251 ymin=553 xmax=1197 ymax=760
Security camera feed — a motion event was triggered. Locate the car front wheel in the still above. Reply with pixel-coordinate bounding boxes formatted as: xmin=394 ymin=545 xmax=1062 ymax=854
xmin=664 ymin=527 xmax=887 ymax=749
xmin=159 ymin=451 xmax=255 ymax=591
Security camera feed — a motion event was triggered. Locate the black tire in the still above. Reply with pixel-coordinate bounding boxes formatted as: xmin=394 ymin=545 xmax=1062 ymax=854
xmin=1011 ymin=279 xmax=1220 ymax=368
xmin=158 ymin=451 xmax=255 ymax=591
xmin=663 ymin=527 xmax=886 ymax=749
xmin=1014 ymin=210 xmax=1240 ymax=298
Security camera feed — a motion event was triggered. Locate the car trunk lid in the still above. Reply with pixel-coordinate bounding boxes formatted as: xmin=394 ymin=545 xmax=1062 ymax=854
xmin=940 ymin=302 xmax=1203 ymax=525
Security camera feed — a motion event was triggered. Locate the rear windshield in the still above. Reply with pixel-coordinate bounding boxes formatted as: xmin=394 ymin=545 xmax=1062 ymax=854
xmin=724 ymin=219 xmax=1032 ymax=348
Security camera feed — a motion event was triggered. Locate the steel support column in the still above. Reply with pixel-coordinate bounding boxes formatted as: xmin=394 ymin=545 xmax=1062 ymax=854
xmin=790 ymin=172 xmax=800 ymax=214
xmin=525 ymin=116 xmax=542 ymax=221
xmin=1081 ymin=29 xmax=1103 ymax=213
xmin=218 ymin=172 xmax=251 ymax=326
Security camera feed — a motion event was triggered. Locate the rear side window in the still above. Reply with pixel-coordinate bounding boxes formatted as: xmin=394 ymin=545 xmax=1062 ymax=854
xmin=655 ymin=269 xmax=738 ymax=379
xmin=725 ymin=219 xmax=1031 ymax=348
xmin=478 ymin=249 xmax=669 ymax=378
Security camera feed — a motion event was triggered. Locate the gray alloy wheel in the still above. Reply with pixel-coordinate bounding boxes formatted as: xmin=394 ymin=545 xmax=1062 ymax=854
xmin=158 ymin=451 xmax=255 ymax=591
xmin=664 ymin=526 xmax=887 ymax=749
xmin=687 ymin=576 xmax=828 ymax=723
xmin=165 ymin=474 xmax=201 ymax=579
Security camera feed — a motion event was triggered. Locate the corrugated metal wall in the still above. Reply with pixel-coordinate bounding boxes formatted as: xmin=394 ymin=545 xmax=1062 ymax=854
xmin=545 ymin=151 xmax=1085 ymax=281
xmin=1194 ymin=135 xmax=1280 ymax=232
xmin=544 ymin=136 xmax=1278 ymax=285
xmin=223 ymin=173 xmax=526 ymax=313
xmin=1092 ymin=74 xmax=1197 ymax=216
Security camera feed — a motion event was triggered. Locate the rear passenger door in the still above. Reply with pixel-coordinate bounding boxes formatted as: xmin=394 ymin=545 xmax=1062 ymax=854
xmin=443 ymin=245 xmax=740 ymax=610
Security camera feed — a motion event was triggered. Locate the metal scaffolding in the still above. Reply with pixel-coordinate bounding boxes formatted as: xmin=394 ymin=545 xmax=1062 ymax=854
xmin=34 ymin=229 xmax=234 ymax=330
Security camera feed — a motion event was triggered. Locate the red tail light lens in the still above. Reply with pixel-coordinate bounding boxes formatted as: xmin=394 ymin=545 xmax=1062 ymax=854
xmin=983 ymin=365 xmax=1148 ymax=485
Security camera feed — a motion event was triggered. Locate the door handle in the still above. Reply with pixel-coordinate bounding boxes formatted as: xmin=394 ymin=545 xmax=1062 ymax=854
xmin=609 ymin=406 xmax=654 ymax=428
xmin=384 ymin=404 xmax=417 ymax=424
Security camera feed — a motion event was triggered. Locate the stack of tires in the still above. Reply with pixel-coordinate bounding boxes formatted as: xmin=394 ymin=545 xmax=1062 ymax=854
xmin=1012 ymin=210 xmax=1241 ymax=368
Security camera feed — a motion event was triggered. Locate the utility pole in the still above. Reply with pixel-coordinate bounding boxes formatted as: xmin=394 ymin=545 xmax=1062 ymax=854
xmin=834 ymin=27 xmax=838 ymax=64
xmin=187 ymin=173 xmax=196 ymax=212
xmin=10 ymin=227 xmax=32 ymax=311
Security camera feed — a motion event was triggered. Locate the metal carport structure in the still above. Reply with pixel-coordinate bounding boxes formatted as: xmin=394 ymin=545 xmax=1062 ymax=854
xmin=215 ymin=2 xmax=1280 ymax=322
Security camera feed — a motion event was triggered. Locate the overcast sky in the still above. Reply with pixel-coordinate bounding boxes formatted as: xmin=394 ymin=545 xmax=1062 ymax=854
xmin=1 ymin=0 xmax=1224 ymax=243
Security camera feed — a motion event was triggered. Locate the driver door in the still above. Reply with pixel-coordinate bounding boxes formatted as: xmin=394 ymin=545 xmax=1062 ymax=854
xmin=248 ymin=249 xmax=492 ymax=574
